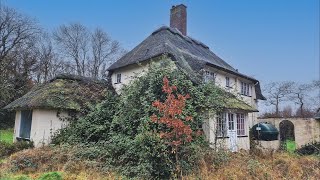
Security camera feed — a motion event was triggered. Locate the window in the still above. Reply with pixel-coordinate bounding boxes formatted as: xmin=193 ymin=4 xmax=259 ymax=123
xmin=228 ymin=113 xmax=234 ymax=130
xmin=241 ymin=82 xmax=250 ymax=96
xmin=19 ymin=110 xmax=32 ymax=139
xmin=226 ymin=77 xmax=230 ymax=87
xmin=204 ymin=71 xmax=215 ymax=83
xmin=216 ymin=112 xmax=227 ymax=137
xmin=236 ymin=113 xmax=245 ymax=136
xmin=116 ymin=73 xmax=121 ymax=84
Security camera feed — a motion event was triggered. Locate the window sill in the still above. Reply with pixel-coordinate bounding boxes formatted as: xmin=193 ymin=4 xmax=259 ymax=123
xmin=216 ymin=136 xmax=229 ymax=139
xmin=237 ymin=135 xmax=248 ymax=138
xmin=114 ymin=82 xmax=122 ymax=84
xmin=216 ymin=135 xmax=248 ymax=139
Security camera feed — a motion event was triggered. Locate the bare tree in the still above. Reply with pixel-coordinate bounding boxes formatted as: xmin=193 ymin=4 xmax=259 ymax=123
xmin=281 ymin=105 xmax=293 ymax=118
xmin=91 ymin=28 xmax=119 ymax=78
xmin=264 ymin=81 xmax=293 ymax=117
xmin=289 ymin=83 xmax=313 ymax=117
xmin=53 ymin=23 xmax=89 ymax=76
xmin=0 ymin=5 xmax=40 ymax=65
xmin=33 ymin=33 xmax=59 ymax=83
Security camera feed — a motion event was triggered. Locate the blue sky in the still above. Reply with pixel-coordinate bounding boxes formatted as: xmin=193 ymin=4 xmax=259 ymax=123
xmin=3 ymin=0 xmax=319 ymax=85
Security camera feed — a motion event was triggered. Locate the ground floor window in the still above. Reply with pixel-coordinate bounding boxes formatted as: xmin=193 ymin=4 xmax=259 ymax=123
xmin=216 ymin=112 xmax=227 ymax=137
xmin=216 ymin=112 xmax=247 ymax=137
xmin=237 ymin=113 xmax=245 ymax=136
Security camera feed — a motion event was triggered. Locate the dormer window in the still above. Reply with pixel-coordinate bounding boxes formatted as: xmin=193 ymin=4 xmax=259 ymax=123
xmin=241 ymin=82 xmax=250 ymax=96
xmin=204 ymin=71 xmax=214 ymax=83
xmin=116 ymin=73 xmax=122 ymax=84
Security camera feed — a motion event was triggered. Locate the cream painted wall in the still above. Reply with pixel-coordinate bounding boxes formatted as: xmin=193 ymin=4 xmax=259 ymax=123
xmin=203 ymin=65 xmax=259 ymax=128
xmin=14 ymin=109 xmax=68 ymax=147
xmin=111 ymin=58 xmax=173 ymax=93
xmin=203 ymin=112 xmax=251 ymax=151
xmin=13 ymin=111 xmax=21 ymax=142
xmin=111 ymin=63 xmax=149 ymax=93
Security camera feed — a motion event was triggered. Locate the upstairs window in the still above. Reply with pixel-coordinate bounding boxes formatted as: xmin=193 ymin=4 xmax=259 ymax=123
xmin=116 ymin=73 xmax=122 ymax=84
xmin=241 ymin=82 xmax=250 ymax=96
xmin=226 ymin=77 xmax=230 ymax=87
xmin=204 ymin=71 xmax=215 ymax=83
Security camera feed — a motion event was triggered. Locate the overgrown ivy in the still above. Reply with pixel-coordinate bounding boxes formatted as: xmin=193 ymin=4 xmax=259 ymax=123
xmin=53 ymin=59 xmax=229 ymax=179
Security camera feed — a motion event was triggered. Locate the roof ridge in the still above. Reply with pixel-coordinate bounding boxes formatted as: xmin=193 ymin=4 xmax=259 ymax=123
xmin=152 ymin=26 xmax=209 ymax=49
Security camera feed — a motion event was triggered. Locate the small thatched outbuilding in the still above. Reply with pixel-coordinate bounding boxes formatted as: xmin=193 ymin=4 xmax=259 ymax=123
xmin=4 ymin=74 xmax=111 ymax=147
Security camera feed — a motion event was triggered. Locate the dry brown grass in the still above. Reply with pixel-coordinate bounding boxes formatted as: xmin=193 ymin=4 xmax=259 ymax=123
xmin=1 ymin=147 xmax=319 ymax=180
xmin=185 ymin=150 xmax=320 ymax=180
xmin=0 ymin=146 xmax=121 ymax=179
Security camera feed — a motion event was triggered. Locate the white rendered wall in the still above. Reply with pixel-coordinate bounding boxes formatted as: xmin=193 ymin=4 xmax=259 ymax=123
xmin=14 ymin=109 xmax=68 ymax=147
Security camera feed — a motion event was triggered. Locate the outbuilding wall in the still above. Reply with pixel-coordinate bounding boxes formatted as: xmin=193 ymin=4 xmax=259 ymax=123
xmin=14 ymin=109 xmax=68 ymax=147
xmin=256 ymin=118 xmax=320 ymax=149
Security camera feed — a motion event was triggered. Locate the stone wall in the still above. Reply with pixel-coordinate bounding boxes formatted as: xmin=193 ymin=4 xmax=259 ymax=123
xmin=256 ymin=118 xmax=320 ymax=149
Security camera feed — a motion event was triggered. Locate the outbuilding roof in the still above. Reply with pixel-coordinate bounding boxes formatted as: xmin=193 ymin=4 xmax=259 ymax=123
xmin=108 ymin=26 xmax=266 ymax=100
xmin=4 ymin=74 xmax=111 ymax=111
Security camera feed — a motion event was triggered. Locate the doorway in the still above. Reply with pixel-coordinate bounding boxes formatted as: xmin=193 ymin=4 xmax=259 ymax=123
xmin=228 ymin=113 xmax=237 ymax=152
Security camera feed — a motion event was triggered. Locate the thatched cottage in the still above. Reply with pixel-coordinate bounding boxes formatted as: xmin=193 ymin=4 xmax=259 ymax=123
xmin=107 ymin=4 xmax=266 ymax=151
xmin=4 ymin=74 xmax=110 ymax=147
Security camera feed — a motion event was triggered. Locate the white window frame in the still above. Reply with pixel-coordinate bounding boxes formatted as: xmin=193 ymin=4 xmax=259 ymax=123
xmin=204 ymin=70 xmax=215 ymax=84
xmin=116 ymin=73 xmax=122 ymax=84
xmin=226 ymin=76 xmax=230 ymax=88
xmin=236 ymin=113 xmax=246 ymax=136
xmin=241 ymin=82 xmax=250 ymax=96
xmin=216 ymin=112 xmax=227 ymax=137
xmin=216 ymin=112 xmax=247 ymax=137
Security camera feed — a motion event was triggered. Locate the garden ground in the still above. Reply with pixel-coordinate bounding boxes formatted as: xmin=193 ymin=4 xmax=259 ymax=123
xmin=0 ymin=129 xmax=13 ymax=144
xmin=0 ymin=146 xmax=319 ymax=180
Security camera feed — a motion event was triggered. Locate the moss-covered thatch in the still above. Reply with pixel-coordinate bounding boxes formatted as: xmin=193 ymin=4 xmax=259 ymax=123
xmin=223 ymin=94 xmax=258 ymax=112
xmin=4 ymin=74 xmax=112 ymax=111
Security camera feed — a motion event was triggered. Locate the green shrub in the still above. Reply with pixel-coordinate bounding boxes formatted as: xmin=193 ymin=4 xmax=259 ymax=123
xmin=53 ymin=59 xmax=228 ymax=179
xmin=37 ymin=172 xmax=62 ymax=180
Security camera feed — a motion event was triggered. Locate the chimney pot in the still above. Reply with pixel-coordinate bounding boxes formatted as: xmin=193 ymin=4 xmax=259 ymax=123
xmin=170 ymin=4 xmax=187 ymax=35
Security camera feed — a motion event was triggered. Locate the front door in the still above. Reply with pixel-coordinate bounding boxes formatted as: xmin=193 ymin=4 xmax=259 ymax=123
xmin=228 ymin=113 xmax=237 ymax=152
xmin=19 ymin=110 xmax=32 ymax=139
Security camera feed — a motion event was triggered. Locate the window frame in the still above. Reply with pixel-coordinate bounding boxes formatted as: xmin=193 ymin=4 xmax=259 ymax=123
xmin=226 ymin=76 xmax=230 ymax=88
xmin=116 ymin=73 xmax=122 ymax=84
xmin=216 ymin=112 xmax=247 ymax=137
xmin=204 ymin=70 xmax=215 ymax=84
xmin=240 ymin=82 xmax=250 ymax=96
xmin=216 ymin=112 xmax=227 ymax=137
xmin=236 ymin=113 xmax=246 ymax=136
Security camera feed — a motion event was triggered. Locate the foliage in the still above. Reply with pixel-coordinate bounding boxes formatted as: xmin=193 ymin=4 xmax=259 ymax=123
xmin=150 ymin=76 xmax=196 ymax=175
xmin=37 ymin=172 xmax=62 ymax=180
xmin=0 ymin=141 xmax=34 ymax=159
xmin=2 ymin=148 xmax=320 ymax=180
xmin=0 ymin=110 xmax=15 ymax=129
xmin=53 ymin=60 xmax=229 ymax=178
xmin=295 ymin=142 xmax=320 ymax=155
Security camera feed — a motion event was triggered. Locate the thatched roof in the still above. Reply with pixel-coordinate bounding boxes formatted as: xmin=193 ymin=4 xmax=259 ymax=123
xmin=224 ymin=96 xmax=258 ymax=112
xmin=108 ymin=26 xmax=266 ymax=100
xmin=4 ymin=74 xmax=112 ymax=111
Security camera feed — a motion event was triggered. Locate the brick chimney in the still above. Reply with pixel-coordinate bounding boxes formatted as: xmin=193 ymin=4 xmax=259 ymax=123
xmin=170 ymin=4 xmax=187 ymax=35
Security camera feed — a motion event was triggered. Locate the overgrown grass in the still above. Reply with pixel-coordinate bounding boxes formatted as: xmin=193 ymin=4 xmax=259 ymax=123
xmin=0 ymin=129 xmax=13 ymax=144
xmin=1 ymin=146 xmax=319 ymax=180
